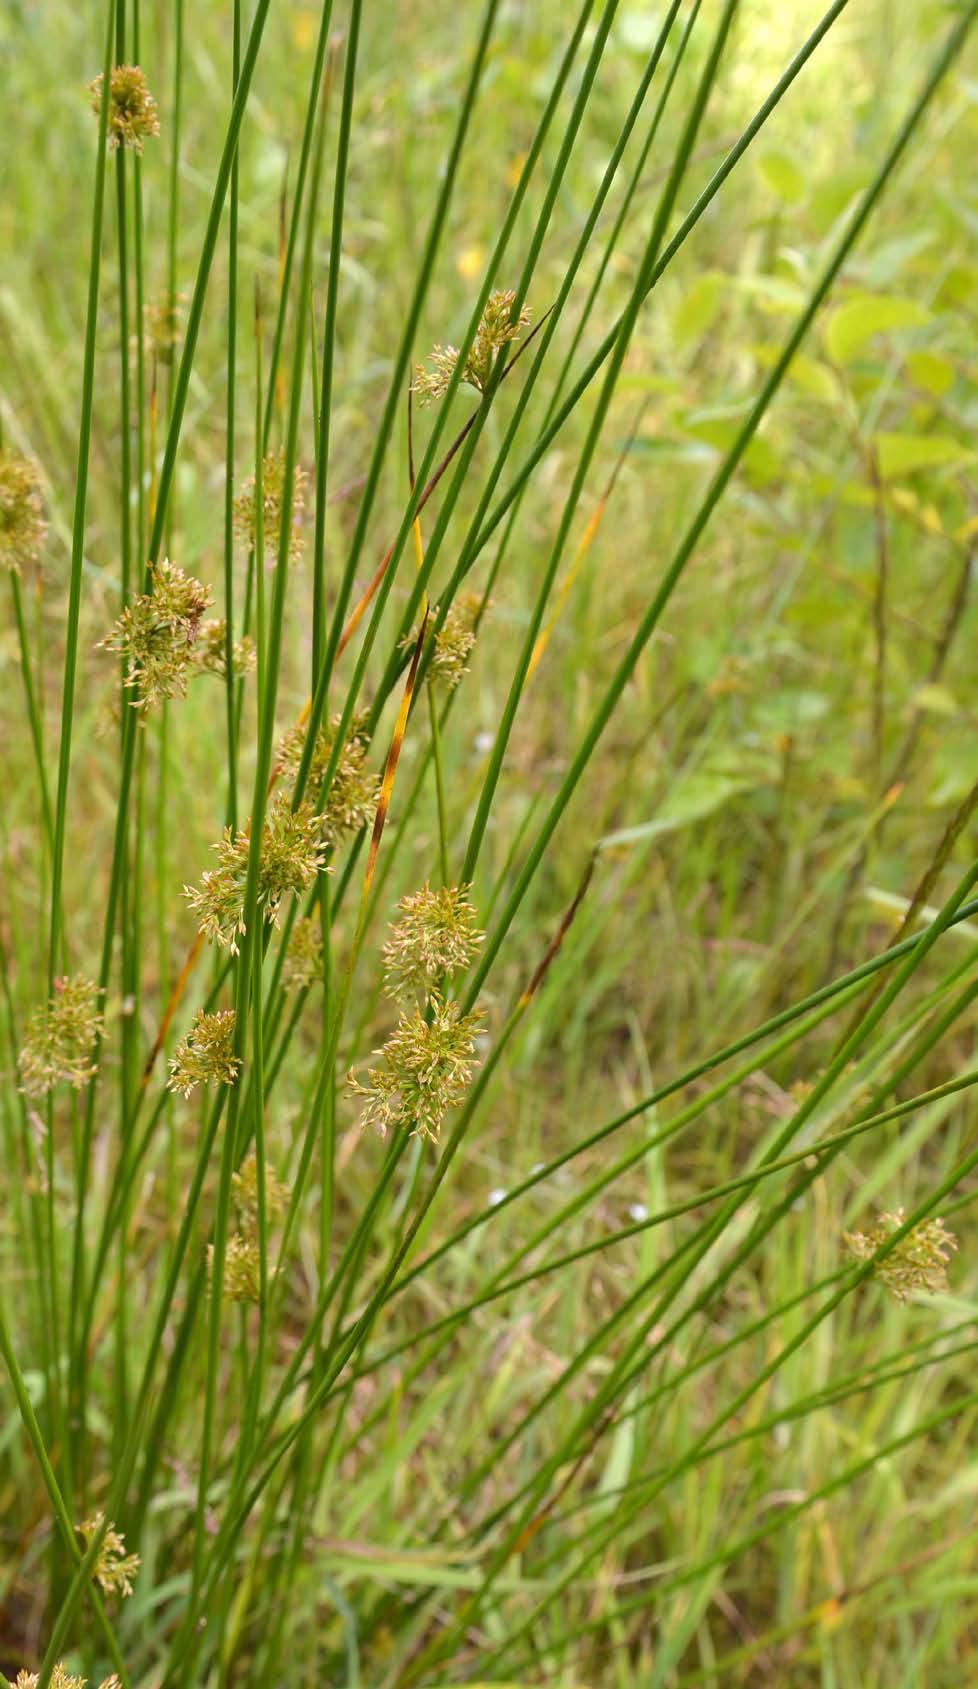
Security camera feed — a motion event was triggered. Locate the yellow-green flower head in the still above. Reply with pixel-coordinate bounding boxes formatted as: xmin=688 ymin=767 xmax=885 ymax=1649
xmin=383 ymin=882 xmax=483 ymax=999
xmin=412 ymin=288 xmax=531 ymax=405
xmin=77 ymin=1513 xmax=140 ymax=1599
xmin=209 ymin=1232 xmax=263 ymax=1302
xmin=100 ymin=558 xmax=212 ymax=712
xmin=184 ymin=794 xmax=328 ymax=954
xmin=430 ymin=592 xmax=484 ymax=691
xmin=233 ymin=449 xmax=308 ymax=562
xmin=17 ymin=1669 xmax=120 ymax=1689
xmin=277 ymin=715 xmax=380 ymax=846
xmin=0 ymin=448 xmax=47 ymax=574
xmin=167 ymin=1008 xmax=241 ymax=1098
xmin=18 ymin=975 xmax=104 ymax=1097
xmin=845 ymin=1208 xmax=957 ymax=1303
xmin=90 ymin=64 xmax=160 ymax=152
xmin=349 ymin=992 xmax=484 ymax=1142
xmin=282 ymin=913 xmax=325 ymax=992
xmin=232 ymin=1150 xmax=290 ymax=1231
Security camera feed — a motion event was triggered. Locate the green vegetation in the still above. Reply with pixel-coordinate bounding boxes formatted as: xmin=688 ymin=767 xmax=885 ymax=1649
xmin=2 ymin=1 xmax=978 ymax=1683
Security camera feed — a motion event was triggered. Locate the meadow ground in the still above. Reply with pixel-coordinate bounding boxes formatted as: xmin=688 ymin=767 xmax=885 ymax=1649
xmin=3 ymin=1 xmax=978 ymax=1684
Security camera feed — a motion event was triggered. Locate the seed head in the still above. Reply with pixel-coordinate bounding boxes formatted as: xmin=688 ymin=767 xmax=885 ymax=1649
xmin=100 ymin=559 xmax=212 ymax=712
xmin=383 ymin=883 xmax=483 ymax=999
xmin=167 ymin=1008 xmax=241 ymax=1098
xmin=282 ymin=914 xmax=325 ymax=992
xmin=0 ymin=448 xmax=47 ymax=574
xmin=349 ymin=992 xmax=484 ymax=1142
xmin=430 ymin=592 xmax=484 ymax=691
xmin=209 ymin=1232 xmax=263 ymax=1302
xmin=278 ymin=715 xmax=379 ymax=846
xmin=185 ymin=794 xmax=327 ymax=953
xmin=412 ymin=289 xmax=530 ymax=405
xmin=143 ymin=291 xmax=182 ymax=363
xmin=232 ymin=1150 xmax=289 ymax=1230
xmin=90 ymin=64 xmax=160 ymax=153
xmin=19 ymin=976 xmax=104 ymax=1097
xmin=16 ymin=1670 xmax=120 ymax=1689
xmin=233 ymin=450 xmax=308 ymax=562
xmin=78 ymin=1513 xmax=140 ymax=1599
xmin=194 ymin=617 xmax=256 ymax=680
xmin=845 ymin=1208 xmax=957 ymax=1302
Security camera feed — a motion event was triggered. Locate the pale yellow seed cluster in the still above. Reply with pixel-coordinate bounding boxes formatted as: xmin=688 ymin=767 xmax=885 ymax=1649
xmin=412 ymin=288 xmax=530 ymax=405
xmin=349 ymin=992 xmax=484 ymax=1142
xmin=233 ymin=449 xmax=308 ymax=563
xmin=167 ymin=1008 xmax=241 ymax=1098
xmin=78 ymin=1512 xmax=140 ymax=1598
xmin=382 ymin=883 xmax=483 ymax=1000
xmin=99 ymin=559 xmax=212 ymax=712
xmin=277 ymin=715 xmax=380 ymax=847
xmin=282 ymin=913 xmax=325 ymax=992
xmin=18 ymin=975 xmax=104 ymax=1097
xmin=16 ymin=1669 xmax=120 ymax=1689
xmin=194 ymin=617 xmax=257 ymax=680
xmin=430 ymin=592 xmax=484 ymax=691
xmin=0 ymin=447 xmax=47 ymax=574
xmin=845 ymin=1208 xmax=957 ymax=1302
xmin=90 ymin=63 xmax=160 ymax=152
xmin=184 ymin=794 xmax=328 ymax=954
xmin=211 ymin=1152 xmax=290 ymax=1303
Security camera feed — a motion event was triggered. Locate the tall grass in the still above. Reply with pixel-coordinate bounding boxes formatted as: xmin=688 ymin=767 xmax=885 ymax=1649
xmin=2 ymin=1 xmax=978 ymax=1683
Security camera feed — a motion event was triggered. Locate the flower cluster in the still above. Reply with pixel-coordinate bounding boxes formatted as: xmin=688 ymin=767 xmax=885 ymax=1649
xmin=232 ymin=1149 xmax=290 ymax=1228
xmin=90 ymin=64 xmax=160 ymax=153
xmin=233 ymin=449 xmax=308 ymax=562
xmin=184 ymin=794 xmax=327 ymax=953
xmin=194 ymin=617 xmax=256 ymax=680
xmin=845 ymin=1208 xmax=957 ymax=1302
xmin=349 ymin=992 xmax=483 ymax=1142
xmin=143 ymin=291 xmax=182 ymax=363
xmin=383 ymin=883 xmax=482 ymax=999
xmin=211 ymin=1153 xmax=290 ymax=1303
xmin=16 ymin=1670 xmax=120 ymax=1689
xmin=412 ymin=289 xmax=530 ymax=405
xmin=100 ymin=559 xmax=212 ymax=712
xmin=277 ymin=715 xmax=379 ymax=846
xmin=209 ymin=1231 xmax=261 ymax=1303
xmin=1 ymin=448 xmax=46 ymax=574
xmin=19 ymin=976 xmax=104 ymax=1097
xmin=430 ymin=592 xmax=484 ymax=691
xmin=167 ymin=1008 xmax=241 ymax=1098
xmin=282 ymin=914 xmax=325 ymax=992
xmin=78 ymin=1513 xmax=140 ymax=1599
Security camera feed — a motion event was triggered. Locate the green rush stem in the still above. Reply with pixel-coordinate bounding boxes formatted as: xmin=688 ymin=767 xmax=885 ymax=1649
xmin=461 ymin=0 xmax=954 ymax=1017
xmin=291 ymin=0 xmax=504 ymax=816
xmin=427 ymin=681 xmax=450 ymax=886
xmin=45 ymin=0 xmax=116 ymax=1546
xmin=112 ymin=0 xmax=135 ymax=1481
xmin=492 ymin=1154 xmax=978 ymax=1678
xmin=299 ymin=0 xmax=606 ymax=834
xmin=9 ymin=571 xmax=54 ymax=853
xmin=132 ymin=0 xmax=146 ymax=562
xmin=422 ymin=0 xmax=699 ymax=701
xmin=224 ymin=0 xmax=241 ymax=829
xmin=311 ymin=0 xmax=356 ymax=683
xmin=373 ymin=0 xmax=852 ymax=725
xmin=460 ymin=0 xmax=739 ymax=892
xmin=174 ymin=51 xmax=326 ymax=1680
xmin=0 ymin=1301 xmax=130 ymax=1686
xmin=494 ymin=856 xmax=978 ymax=1518
xmin=261 ymin=1 xmax=336 ymax=455
xmin=459 ymin=862 xmax=978 ymax=1650
xmin=370 ymin=0 xmax=692 ymax=709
